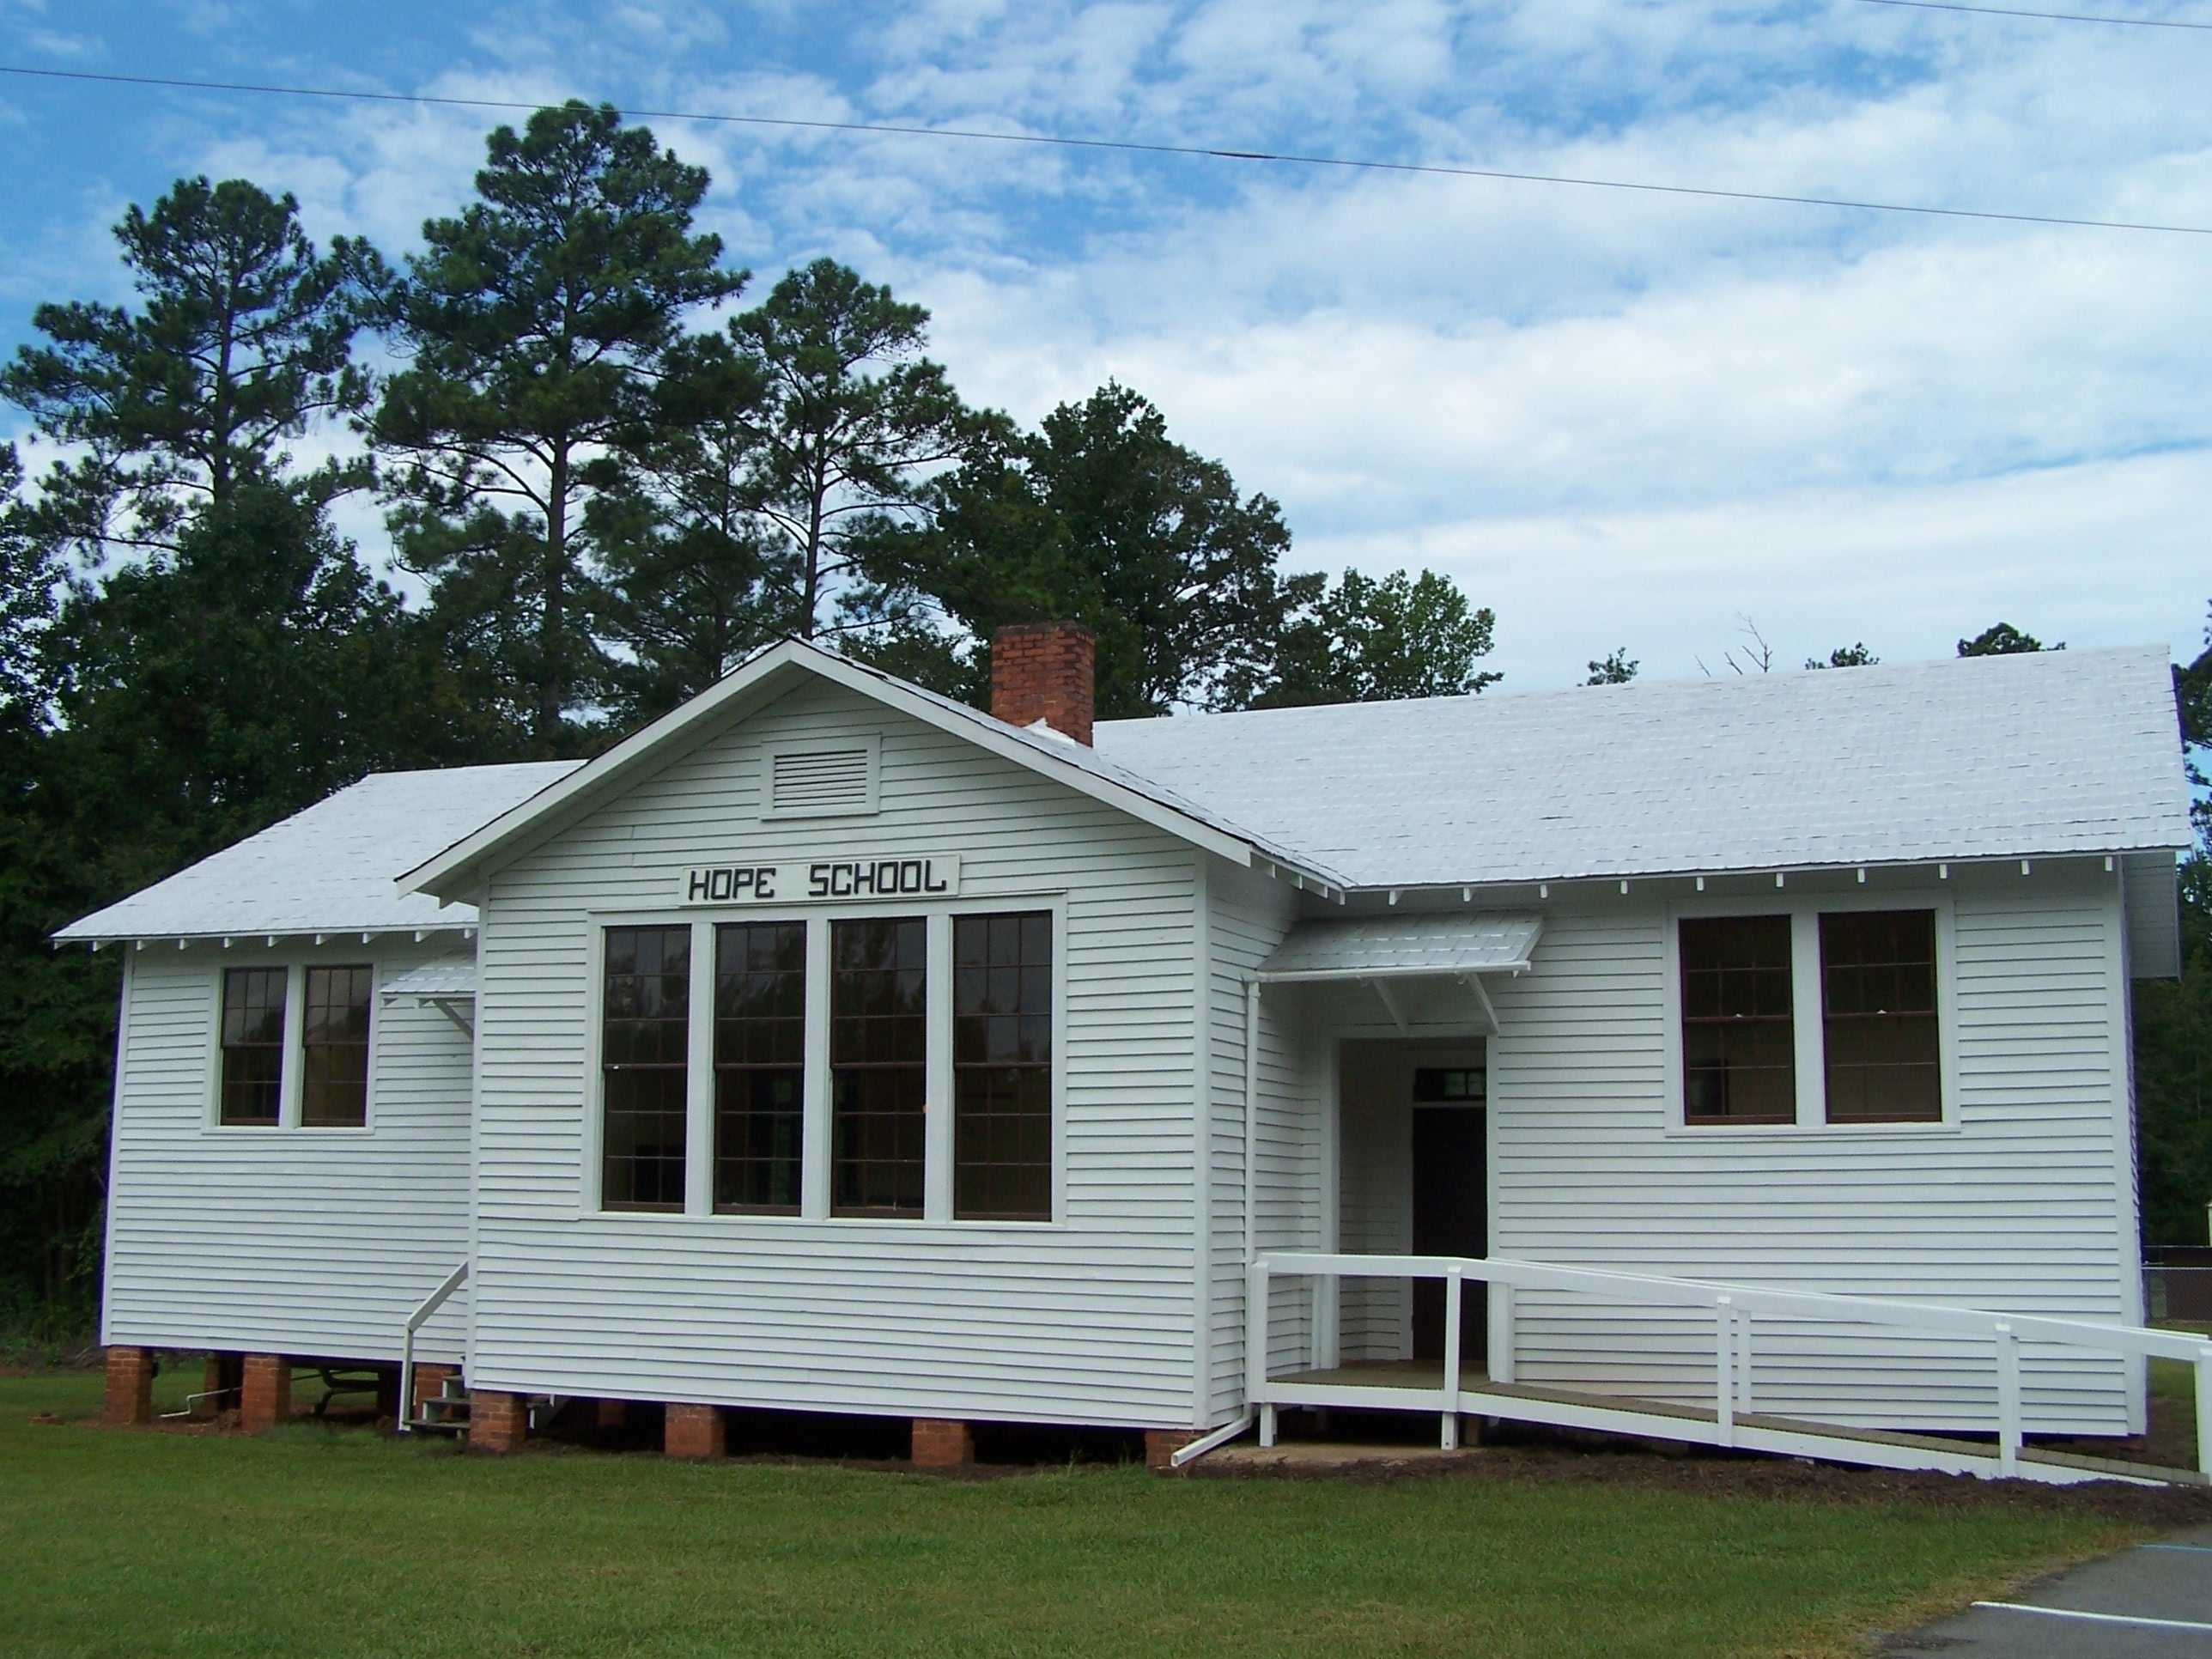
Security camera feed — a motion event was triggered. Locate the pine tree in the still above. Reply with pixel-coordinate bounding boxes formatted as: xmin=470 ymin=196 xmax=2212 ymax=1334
xmin=370 ymin=102 xmax=745 ymax=750
xmin=0 ymin=176 xmax=377 ymax=562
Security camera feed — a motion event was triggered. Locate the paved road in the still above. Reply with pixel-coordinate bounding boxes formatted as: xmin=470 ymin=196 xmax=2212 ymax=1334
xmin=1892 ymin=1525 xmax=2212 ymax=1655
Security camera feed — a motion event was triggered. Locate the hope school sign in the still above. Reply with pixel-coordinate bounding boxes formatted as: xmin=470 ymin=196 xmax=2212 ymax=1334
xmin=678 ymin=855 xmax=962 ymax=906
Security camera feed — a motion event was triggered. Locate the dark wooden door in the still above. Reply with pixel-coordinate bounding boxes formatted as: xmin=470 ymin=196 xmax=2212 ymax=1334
xmin=1410 ymin=1106 xmax=1487 ymax=1364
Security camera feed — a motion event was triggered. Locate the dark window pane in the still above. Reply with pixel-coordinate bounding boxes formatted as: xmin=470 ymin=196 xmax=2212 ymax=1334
xmin=1679 ymin=915 xmax=1795 ymax=1125
xmin=830 ymin=917 xmax=927 ymax=1218
xmin=301 ymin=965 xmax=372 ymax=1127
xmin=220 ymin=967 xmax=287 ymax=1126
xmin=953 ymin=911 xmax=1053 ymax=1220
xmin=714 ymin=921 xmax=806 ymax=1212
xmin=603 ymin=925 xmax=691 ymax=1211
xmin=1820 ymin=910 xmax=1941 ymax=1123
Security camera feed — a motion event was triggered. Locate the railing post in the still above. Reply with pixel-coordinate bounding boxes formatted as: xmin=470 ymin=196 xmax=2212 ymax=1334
xmin=2196 ymin=1346 xmax=2211 ymax=1480
xmin=1441 ymin=1266 xmax=1463 ymax=1450
xmin=1494 ymin=1281 xmax=1516 ymax=1385
xmin=1735 ymin=1310 xmax=1753 ymax=1417
xmin=398 ymin=1327 xmax=416 ymax=1435
xmin=1248 ymin=1260 xmax=1274 ymax=1448
xmin=1715 ymin=1295 xmax=1735 ymax=1447
xmin=1995 ymin=1322 xmax=2021 ymax=1476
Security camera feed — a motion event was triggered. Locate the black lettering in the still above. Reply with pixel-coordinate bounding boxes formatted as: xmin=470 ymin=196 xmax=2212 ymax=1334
xmin=706 ymin=868 xmax=731 ymax=902
xmin=688 ymin=869 xmax=711 ymax=902
xmin=755 ymin=866 xmax=777 ymax=900
xmin=924 ymin=859 xmax=949 ymax=894
xmin=810 ymin=863 xmax=832 ymax=898
xmin=831 ymin=865 xmax=855 ymax=897
xmin=853 ymin=862 xmax=877 ymax=896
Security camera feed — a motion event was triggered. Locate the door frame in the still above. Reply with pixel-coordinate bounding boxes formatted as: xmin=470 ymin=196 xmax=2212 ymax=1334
xmin=1322 ymin=1031 xmax=1497 ymax=1369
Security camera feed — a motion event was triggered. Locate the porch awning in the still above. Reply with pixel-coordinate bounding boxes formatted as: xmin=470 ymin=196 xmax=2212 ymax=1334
xmin=1255 ymin=913 xmax=1542 ymax=983
xmin=380 ymin=960 xmax=477 ymax=1000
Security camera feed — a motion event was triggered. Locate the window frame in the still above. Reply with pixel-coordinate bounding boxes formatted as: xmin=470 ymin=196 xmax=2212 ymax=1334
xmin=583 ymin=895 xmax=1067 ymax=1228
xmin=204 ymin=957 xmax=380 ymax=1134
xmin=1661 ymin=890 xmax=1959 ymax=1136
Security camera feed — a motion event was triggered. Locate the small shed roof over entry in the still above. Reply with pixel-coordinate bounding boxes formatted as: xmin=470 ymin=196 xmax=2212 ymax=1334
xmin=1256 ymin=913 xmax=1543 ymax=983
xmin=1255 ymin=913 xmax=1542 ymax=1033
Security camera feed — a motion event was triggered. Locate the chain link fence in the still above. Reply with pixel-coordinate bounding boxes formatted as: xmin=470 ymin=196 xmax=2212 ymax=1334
xmin=2144 ymin=1245 xmax=2212 ymax=1324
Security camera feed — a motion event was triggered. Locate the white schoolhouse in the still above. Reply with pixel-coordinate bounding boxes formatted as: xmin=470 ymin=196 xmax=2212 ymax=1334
xmin=64 ymin=626 xmax=2212 ymax=1481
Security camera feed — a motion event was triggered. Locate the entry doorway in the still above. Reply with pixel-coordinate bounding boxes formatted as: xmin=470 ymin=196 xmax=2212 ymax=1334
xmin=1409 ymin=1066 xmax=1487 ymax=1364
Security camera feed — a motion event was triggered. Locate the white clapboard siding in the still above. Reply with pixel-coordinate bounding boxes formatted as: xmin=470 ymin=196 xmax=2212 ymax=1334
xmin=469 ymin=677 xmax=1206 ymax=1428
xmin=104 ymin=938 xmax=474 ymax=1363
xmin=1200 ymin=860 xmax=1317 ymax=1419
xmin=1478 ymin=866 xmax=2137 ymax=1434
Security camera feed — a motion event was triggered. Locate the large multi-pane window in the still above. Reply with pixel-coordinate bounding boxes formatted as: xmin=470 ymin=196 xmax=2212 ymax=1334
xmin=1679 ymin=915 xmax=1796 ymax=1125
xmin=301 ymin=965 xmax=373 ymax=1127
xmin=601 ymin=926 xmax=691 ymax=1211
xmin=830 ymin=917 xmax=927 ymax=1218
xmin=714 ymin=921 xmax=806 ymax=1212
xmin=952 ymin=912 xmax=1053 ymax=1221
xmin=219 ymin=967 xmax=288 ymax=1126
xmin=1820 ymin=910 xmax=1942 ymax=1123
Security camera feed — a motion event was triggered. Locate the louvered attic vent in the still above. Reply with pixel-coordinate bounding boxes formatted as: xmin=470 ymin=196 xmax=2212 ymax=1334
xmin=764 ymin=737 xmax=880 ymax=817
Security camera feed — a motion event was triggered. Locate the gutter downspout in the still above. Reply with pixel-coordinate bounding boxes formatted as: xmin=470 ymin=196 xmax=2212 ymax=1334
xmin=1172 ymin=975 xmax=1261 ymax=1468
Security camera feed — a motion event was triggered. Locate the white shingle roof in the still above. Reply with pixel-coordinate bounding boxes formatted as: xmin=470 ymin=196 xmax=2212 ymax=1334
xmin=1260 ymin=914 xmax=1543 ymax=980
xmin=56 ymin=762 xmax=579 ymax=942
xmin=1093 ymin=644 xmax=2191 ymax=890
xmin=55 ymin=645 xmax=2191 ymax=941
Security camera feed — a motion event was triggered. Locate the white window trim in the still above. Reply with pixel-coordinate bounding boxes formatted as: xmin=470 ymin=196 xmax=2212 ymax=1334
xmin=1660 ymin=890 xmax=1960 ymax=1137
xmin=203 ymin=957 xmax=380 ymax=1135
xmin=761 ymin=733 xmax=881 ymax=821
xmin=582 ymin=893 xmax=1068 ymax=1228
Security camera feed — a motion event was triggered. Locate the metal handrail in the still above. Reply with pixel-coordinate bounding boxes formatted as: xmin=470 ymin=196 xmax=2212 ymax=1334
xmin=1252 ymin=1251 xmax=2212 ymax=1477
xmin=396 ymin=1260 xmax=469 ymax=1434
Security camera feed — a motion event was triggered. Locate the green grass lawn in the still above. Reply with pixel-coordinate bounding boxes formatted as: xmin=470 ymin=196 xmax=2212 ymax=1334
xmin=0 ymin=1371 xmax=2170 ymax=1659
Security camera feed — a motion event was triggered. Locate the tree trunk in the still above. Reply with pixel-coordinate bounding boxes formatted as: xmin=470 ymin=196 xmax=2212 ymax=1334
xmin=542 ymin=447 xmax=569 ymax=748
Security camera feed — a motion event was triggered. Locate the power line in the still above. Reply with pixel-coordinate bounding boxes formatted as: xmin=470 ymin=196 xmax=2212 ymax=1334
xmin=1854 ymin=0 xmax=2212 ymax=28
xmin=2 ymin=63 xmax=2208 ymax=238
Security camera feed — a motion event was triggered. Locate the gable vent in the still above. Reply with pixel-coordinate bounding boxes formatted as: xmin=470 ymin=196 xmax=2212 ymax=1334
xmin=765 ymin=738 xmax=879 ymax=818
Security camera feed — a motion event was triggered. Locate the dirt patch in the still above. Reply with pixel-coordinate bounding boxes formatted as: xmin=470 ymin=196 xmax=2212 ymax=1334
xmin=1189 ymin=1431 xmax=2212 ymax=1525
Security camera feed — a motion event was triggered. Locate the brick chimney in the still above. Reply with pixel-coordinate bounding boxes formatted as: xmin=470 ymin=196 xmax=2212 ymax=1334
xmin=990 ymin=623 xmax=1095 ymax=745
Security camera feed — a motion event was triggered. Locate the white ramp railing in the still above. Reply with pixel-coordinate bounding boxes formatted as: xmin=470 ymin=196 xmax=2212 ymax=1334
xmin=397 ymin=1260 xmax=469 ymax=1434
xmin=1249 ymin=1253 xmax=2212 ymax=1482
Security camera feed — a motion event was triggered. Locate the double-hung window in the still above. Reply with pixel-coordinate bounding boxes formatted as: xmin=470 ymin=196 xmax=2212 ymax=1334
xmin=830 ymin=917 xmax=928 ymax=1218
xmin=952 ymin=912 xmax=1053 ymax=1222
xmin=218 ymin=963 xmax=373 ymax=1128
xmin=219 ymin=968 xmax=289 ymax=1127
xmin=599 ymin=907 xmax=1057 ymax=1222
xmin=714 ymin=921 xmax=806 ymax=1212
xmin=600 ymin=926 xmax=691 ymax=1210
xmin=1677 ymin=904 xmax=1944 ymax=1128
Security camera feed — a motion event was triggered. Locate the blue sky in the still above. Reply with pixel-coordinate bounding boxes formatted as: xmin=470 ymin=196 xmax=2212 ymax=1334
xmin=3 ymin=0 xmax=2209 ymax=689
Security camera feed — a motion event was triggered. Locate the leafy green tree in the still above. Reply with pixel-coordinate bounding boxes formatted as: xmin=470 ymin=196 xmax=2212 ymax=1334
xmin=587 ymin=331 xmax=793 ymax=724
xmin=1241 ymin=568 xmax=1500 ymax=708
xmin=0 ymin=487 xmax=491 ymax=1335
xmin=0 ymin=176 xmax=378 ymax=562
xmin=1585 ymin=647 xmax=1638 ymax=686
xmin=1807 ymin=643 xmax=1880 ymax=670
xmin=870 ymin=383 xmax=1303 ymax=717
xmin=729 ymin=259 xmax=980 ymax=638
xmin=370 ymin=101 xmax=744 ymax=750
xmin=1959 ymin=623 xmax=2061 ymax=656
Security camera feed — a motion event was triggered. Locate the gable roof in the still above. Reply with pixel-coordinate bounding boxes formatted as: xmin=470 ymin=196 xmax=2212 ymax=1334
xmin=54 ymin=762 xmax=580 ymax=943
xmin=398 ymin=638 xmax=1348 ymax=902
xmin=53 ymin=641 xmax=2192 ymax=946
xmin=1092 ymin=643 xmax=2191 ymax=890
